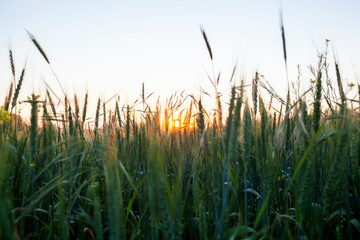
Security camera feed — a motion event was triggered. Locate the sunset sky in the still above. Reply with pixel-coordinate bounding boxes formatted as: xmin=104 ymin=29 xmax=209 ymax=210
xmin=1 ymin=1 xmax=359 ymax=116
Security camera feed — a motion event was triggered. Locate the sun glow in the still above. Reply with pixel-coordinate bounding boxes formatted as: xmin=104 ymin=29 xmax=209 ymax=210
xmin=173 ymin=119 xmax=180 ymax=128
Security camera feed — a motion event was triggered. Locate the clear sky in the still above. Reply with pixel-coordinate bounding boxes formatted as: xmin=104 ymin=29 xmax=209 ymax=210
xmin=1 ymin=1 xmax=359 ymax=118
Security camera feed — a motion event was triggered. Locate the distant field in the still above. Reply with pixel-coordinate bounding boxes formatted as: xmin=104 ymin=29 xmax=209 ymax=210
xmin=0 ymin=28 xmax=359 ymax=239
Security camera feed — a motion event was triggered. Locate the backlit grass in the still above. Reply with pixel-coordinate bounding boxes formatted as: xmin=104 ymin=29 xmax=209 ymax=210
xmin=0 ymin=28 xmax=359 ymax=240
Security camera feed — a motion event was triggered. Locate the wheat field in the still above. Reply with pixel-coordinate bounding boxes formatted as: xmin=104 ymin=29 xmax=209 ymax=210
xmin=0 ymin=26 xmax=359 ymax=240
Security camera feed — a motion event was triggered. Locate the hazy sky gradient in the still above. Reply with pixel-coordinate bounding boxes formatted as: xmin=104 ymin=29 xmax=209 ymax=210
xmin=1 ymin=1 xmax=359 ymax=115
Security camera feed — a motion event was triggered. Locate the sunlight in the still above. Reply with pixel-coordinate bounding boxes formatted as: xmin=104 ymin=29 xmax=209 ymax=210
xmin=173 ymin=119 xmax=180 ymax=128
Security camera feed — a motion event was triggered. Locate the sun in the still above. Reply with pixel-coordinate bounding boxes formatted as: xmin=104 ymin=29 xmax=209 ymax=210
xmin=174 ymin=119 xmax=180 ymax=128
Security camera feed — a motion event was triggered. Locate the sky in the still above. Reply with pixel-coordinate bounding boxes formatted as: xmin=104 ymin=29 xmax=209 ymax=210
xmin=0 ymin=1 xmax=359 ymax=119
